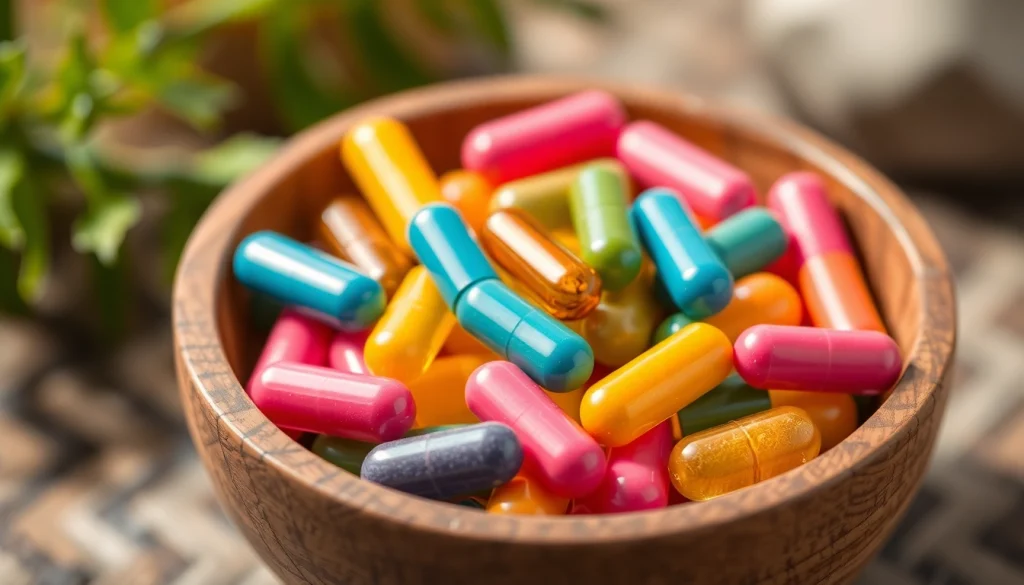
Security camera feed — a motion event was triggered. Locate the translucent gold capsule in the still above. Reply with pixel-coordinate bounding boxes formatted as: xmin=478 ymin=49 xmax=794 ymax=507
xmin=480 ymin=209 xmax=601 ymax=320
xmin=320 ymin=197 xmax=413 ymax=297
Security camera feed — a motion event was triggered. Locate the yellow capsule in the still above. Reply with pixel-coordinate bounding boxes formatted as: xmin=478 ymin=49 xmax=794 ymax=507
xmin=581 ymin=323 xmax=732 ymax=447
xmin=550 ymin=228 xmax=580 ymax=254
xmin=408 ymin=355 xmax=487 ymax=428
xmin=319 ymin=196 xmax=413 ymax=298
xmin=668 ymin=406 xmax=821 ymax=501
xmin=490 ymin=158 xmax=625 ymax=230
xmin=364 ymin=266 xmax=455 ymax=383
xmin=487 ymin=473 xmax=569 ymax=516
xmin=546 ymin=386 xmax=584 ymax=423
xmin=481 ymin=209 xmax=602 ymax=320
xmin=580 ymin=268 xmax=667 ymax=367
xmin=341 ymin=116 xmax=442 ymax=252
xmin=443 ymin=323 xmax=499 ymax=358
xmin=439 ymin=169 xmax=492 ymax=234
xmin=768 ymin=390 xmax=857 ymax=451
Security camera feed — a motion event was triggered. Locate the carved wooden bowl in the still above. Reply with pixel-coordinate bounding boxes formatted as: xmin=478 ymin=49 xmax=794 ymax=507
xmin=173 ymin=77 xmax=956 ymax=585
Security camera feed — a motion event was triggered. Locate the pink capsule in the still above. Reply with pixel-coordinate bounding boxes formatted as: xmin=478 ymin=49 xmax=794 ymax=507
xmin=572 ymin=420 xmax=673 ymax=514
xmin=251 ymin=362 xmax=415 ymax=442
xmin=327 ymin=330 xmax=370 ymax=375
xmin=734 ymin=325 xmax=902 ymax=395
xmin=247 ymin=308 xmax=332 ymax=395
xmin=617 ymin=121 xmax=756 ymax=220
xmin=767 ymin=172 xmax=852 ymax=262
xmin=466 ymin=361 xmax=607 ymax=498
xmin=462 ymin=90 xmax=626 ymax=184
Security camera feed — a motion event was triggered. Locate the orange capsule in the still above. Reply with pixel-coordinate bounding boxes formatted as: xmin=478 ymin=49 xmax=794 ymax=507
xmin=480 ymin=209 xmax=602 ymax=320
xmin=407 ymin=355 xmax=487 ymax=428
xmin=768 ymin=390 xmax=857 ymax=451
xmin=800 ymin=253 xmax=885 ymax=333
xmin=320 ymin=197 xmax=413 ymax=297
xmin=443 ymin=323 xmax=499 ymax=358
xmin=439 ymin=170 xmax=492 ymax=234
xmin=487 ymin=473 xmax=569 ymax=516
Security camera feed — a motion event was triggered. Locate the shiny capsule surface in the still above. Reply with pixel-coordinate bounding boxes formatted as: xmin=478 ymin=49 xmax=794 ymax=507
xmin=327 ymin=330 xmax=370 ymax=374
xmin=768 ymin=390 xmax=858 ymax=451
xmin=489 ymin=158 xmax=623 ymax=230
xmin=573 ymin=421 xmax=674 ymax=514
xmin=705 ymin=208 xmax=788 ymax=279
xmin=439 ymin=169 xmax=492 ymax=234
xmin=569 ymin=163 xmax=643 ymax=291
xmin=487 ymin=473 xmax=568 ymax=516
xmin=734 ymin=325 xmax=902 ymax=394
xmin=481 ymin=209 xmax=601 ymax=320
xmin=361 ymin=422 xmax=523 ymax=500
xmin=677 ymin=373 xmax=772 ymax=436
xmin=581 ymin=267 xmax=667 ymax=367
xmin=407 ymin=203 xmax=497 ymax=308
xmin=233 ymin=231 xmax=386 ymax=330
xmin=632 ymin=189 xmax=734 ymax=318
xmin=581 ymin=323 xmax=733 ymax=447
xmin=364 ymin=266 xmax=455 ymax=383
xmin=669 ymin=406 xmax=821 ymax=501
xmin=247 ymin=308 xmax=332 ymax=396
xmin=319 ymin=197 xmax=412 ymax=297
xmin=407 ymin=355 xmax=487 ymax=428
xmin=443 ymin=323 xmax=499 ymax=357
xmin=341 ymin=117 xmax=442 ymax=252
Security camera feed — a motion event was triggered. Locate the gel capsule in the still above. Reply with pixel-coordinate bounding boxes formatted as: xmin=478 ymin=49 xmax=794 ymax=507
xmin=251 ymin=363 xmax=415 ymax=442
xmin=654 ymin=273 xmax=802 ymax=344
xmin=490 ymin=158 xmax=624 ymax=230
xmin=580 ymin=268 xmax=667 ymax=367
xmin=632 ymin=188 xmax=734 ymax=318
xmin=439 ymin=170 xmax=492 ymax=234
xmin=327 ymin=330 xmax=370 ymax=374
xmin=704 ymin=208 xmax=788 ymax=279
xmin=364 ymin=266 xmax=455 ymax=383
xmin=247 ymin=308 xmax=332 ymax=396
xmin=319 ymin=197 xmax=412 ymax=297
xmin=572 ymin=421 xmax=673 ymax=514
xmin=341 ymin=117 xmax=442 ymax=252
xmin=617 ymin=120 xmax=756 ymax=220
xmin=768 ymin=390 xmax=858 ymax=451
xmin=487 ymin=473 xmax=569 ymax=516
xmin=734 ymin=325 xmax=902 ymax=394
xmin=481 ymin=209 xmax=601 ymax=320
xmin=768 ymin=172 xmax=885 ymax=332
xmin=467 ymin=361 xmax=606 ymax=498
xmin=581 ymin=322 xmax=733 ymax=447
xmin=463 ymin=90 xmax=626 ymax=183
xmin=233 ymin=231 xmax=386 ymax=330
xmin=669 ymin=406 xmax=821 ymax=500
xmin=361 ymin=422 xmax=523 ymax=500
xmin=569 ymin=163 xmax=643 ymax=291
xmin=407 ymin=355 xmax=487 ymax=428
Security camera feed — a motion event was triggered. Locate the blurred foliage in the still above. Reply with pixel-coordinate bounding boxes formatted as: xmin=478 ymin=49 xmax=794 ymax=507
xmin=0 ymin=0 xmax=604 ymax=322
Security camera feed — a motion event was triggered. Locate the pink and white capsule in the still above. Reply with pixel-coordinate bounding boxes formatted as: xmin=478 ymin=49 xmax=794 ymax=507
xmin=251 ymin=362 xmax=415 ymax=442
xmin=572 ymin=420 xmax=674 ymax=514
xmin=466 ymin=361 xmax=607 ymax=498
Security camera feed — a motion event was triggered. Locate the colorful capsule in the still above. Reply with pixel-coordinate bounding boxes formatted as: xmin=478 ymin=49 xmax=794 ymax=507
xmin=734 ymin=325 xmax=902 ymax=394
xmin=545 ymin=386 xmax=585 ymax=424
xmin=327 ymin=330 xmax=369 ymax=374
xmin=704 ymin=208 xmax=788 ymax=279
xmin=481 ymin=209 xmax=601 ymax=320
xmin=247 ymin=308 xmax=332 ymax=396
xmin=407 ymin=355 xmax=487 ymax=428
xmin=580 ymin=268 xmax=667 ymax=367
xmin=233 ymin=232 xmax=386 ymax=331
xmin=360 ymin=422 xmax=523 ymax=500
xmin=768 ymin=172 xmax=885 ymax=332
xmin=443 ymin=323 xmax=498 ymax=357
xmin=632 ymin=188 xmax=734 ymax=319
xmin=569 ymin=163 xmax=643 ymax=291
xmin=487 ymin=473 xmax=569 ymax=516
xmin=669 ymin=406 xmax=821 ymax=501
xmin=364 ymin=266 xmax=455 ymax=383
xmin=341 ymin=117 xmax=442 ymax=252
xmin=581 ymin=322 xmax=733 ymax=447
xmin=251 ymin=363 xmax=415 ymax=442
xmin=467 ymin=361 xmax=606 ymax=498
xmin=654 ymin=273 xmax=802 ymax=344
xmin=573 ymin=421 xmax=674 ymax=514
xmin=617 ymin=120 xmax=756 ymax=220
xmin=409 ymin=203 xmax=593 ymax=391
xmin=319 ymin=197 xmax=413 ymax=297
xmin=311 ymin=435 xmax=375 ymax=475
xmin=439 ymin=169 xmax=492 ymax=234
xmin=768 ymin=390 xmax=858 ymax=451
xmin=463 ymin=90 xmax=627 ymax=183
xmin=489 ymin=158 xmax=623 ymax=230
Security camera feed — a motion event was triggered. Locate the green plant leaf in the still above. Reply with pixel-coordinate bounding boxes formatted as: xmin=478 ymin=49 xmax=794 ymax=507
xmin=189 ymin=133 xmax=281 ymax=186
xmin=102 ymin=0 xmax=158 ymax=34
xmin=0 ymin=0 xmax=12 ymax=43
xmin=154 ymin=72 xmax=235 ymax=130
xmin=72 ymin=194 xmax=141 ymax=265
xmin=0 ymin=145 xmax=24 ymax=247
xmin=165 ymin=0 xmax=279 ymax=38
xmin=0 ymin=41 xmax=26 ymax=121
xmin=347 ymin=0 xmax=431 ymax=94
xmin=11 ymin=174 xmax=49 ymax=300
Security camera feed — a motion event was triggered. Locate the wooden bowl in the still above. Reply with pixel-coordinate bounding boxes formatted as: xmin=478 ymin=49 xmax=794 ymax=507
xmin=173 ymin=77 xmax=956 ymax=585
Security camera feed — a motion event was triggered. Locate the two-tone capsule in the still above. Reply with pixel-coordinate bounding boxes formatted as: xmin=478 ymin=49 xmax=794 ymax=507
xmin=319 ymin=197 xmax=413 ymax=297
xmin=569 ymin=163 xmax=643 ymax=292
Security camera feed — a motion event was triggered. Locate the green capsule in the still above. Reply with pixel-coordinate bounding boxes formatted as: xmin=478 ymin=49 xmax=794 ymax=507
xmin=404 ymin=424 xmax=469 ymax=437
xmin=677 ymin=374 xmax=772 ymax=435
xmin=569 ymin=164 xmax=643 ymax=291
xmin=312 ymin=436 xmax=375 ymax=475
xmin=705 ymin=208 xmax=787 ymax=279
xmin=652 ymin=312 xmax=695 ymax=345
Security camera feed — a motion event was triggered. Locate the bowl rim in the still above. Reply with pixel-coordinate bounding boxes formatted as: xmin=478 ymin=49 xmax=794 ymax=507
xmin=173 ymin=75 xmax=956 ymax=545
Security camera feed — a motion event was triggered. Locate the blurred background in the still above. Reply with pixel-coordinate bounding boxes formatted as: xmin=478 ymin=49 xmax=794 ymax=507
xmin=0 ymin=0 xmax=1021 ymax=583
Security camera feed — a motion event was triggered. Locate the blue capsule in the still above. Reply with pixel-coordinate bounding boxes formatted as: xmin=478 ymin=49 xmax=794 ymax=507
xmin=705 ymin=208 xmax=787 ymax=279
xmin=361 ymin=422 xmax=523 ymax=500
xmin=407 ymin=202 xmax=496 ymax=308
xmin=233 ymin=231 xmax=385 ymax=331
xmin=631 ymin=188 xmax=733 ymax=319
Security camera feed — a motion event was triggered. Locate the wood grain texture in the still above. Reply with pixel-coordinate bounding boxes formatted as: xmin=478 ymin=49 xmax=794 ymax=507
xmin=172 ymin=77 xmax=956 ymax=585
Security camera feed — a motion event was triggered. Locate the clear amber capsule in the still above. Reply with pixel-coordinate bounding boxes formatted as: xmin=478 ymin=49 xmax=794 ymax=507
xmin=439 ymin=170 xmax=492 ymax=234
xmin=668 ymin=406 xmax=821 ymax=501
xmin=480 ymin=209 xmax=602 ymax=320
xmin=320 ymin=196 xmax=413 ymax=298
xmin=487 ymin=473 xmax=569 ymax=516
xmin=407 ymin=354 xmax=487 ymax=428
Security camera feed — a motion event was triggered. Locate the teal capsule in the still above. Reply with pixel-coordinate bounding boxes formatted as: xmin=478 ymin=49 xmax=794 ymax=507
xmin=233 ymin=231 xmax=386 ymax=331
xmin=705 ymin=208 xmax=787 ymax=278
xmin=569 ymin=164 xmax=642 ymax=292
xmin=676 ymin=373 xmax=772 ymax=436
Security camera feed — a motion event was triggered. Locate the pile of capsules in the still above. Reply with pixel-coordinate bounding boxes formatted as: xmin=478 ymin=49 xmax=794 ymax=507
xmin=233 ymin=90 xmax=903 ymax=514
